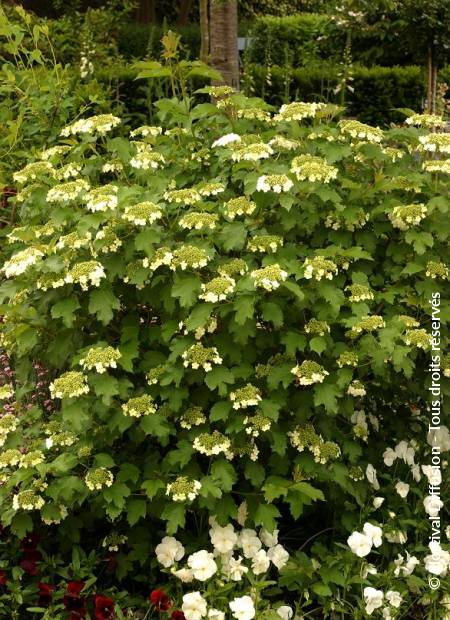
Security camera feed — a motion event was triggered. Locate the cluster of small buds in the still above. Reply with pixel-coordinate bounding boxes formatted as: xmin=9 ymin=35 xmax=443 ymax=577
xmin=235 ymin=440 xmax=258 ymax=461
xmin=93 ymin=226 xmax=122 ymax=255
xmin=419 ymin=133 xmax=450 ymax=154
xmin=84 ymin=185 xmax=118 ymax=212
xmin=19 ymin=450 xmax=45 ymax=469
xmin=243 ymin=413 xmax=272 ymax=437
xmin=291 ymin=155 xmax=338 ymax=183
xmin=337 ymin=352 xmax=358 ymax=368
xmin=248 ymin=235 xmax=283 ymax=254
xmin=12 ymin=490 xmax=45 ymax=511
xmin=193 ymin=431 xmax=231 ymax=456
xmin=207 ymin=85 xmax=236 ymax=98
xmin=312 ymin=440 xmax=341 ymax=464
xmin=304 ymin=319 xmax=330 ymax=336
xmin=79 ymin=346 xmax=121 ymax=373
xmin=41 ymin=503 xmax=69 ymax=525
xmin=274 ymin=101 xmax=324 ymax=122
xmin=8 ymin=223 xmax=57 ymax=243
xmin=41 ymin=145 xmax=71 ymax=160
xmin=170 ymin=246 xmax=210 ymax=271
xmin=404 ymin=329 xmax=430 ymax=350
xmin=288 ymin=423 xmax=320 ymax=452
xmin=102 ymin=160 xmax=123 ymax=174
xmin=291 ymin=360 xmax=329 ymax=386
xmin=230 ymin=384 xmax=262 ymax=409
xmin=102 ymin=533 xmax=128 ymax=552
xmin=268 ymin=136 xmax=300 ymax=151
xmin=346 ymin=284 xmax=374 ymax=303
xmin=230 ymin=142 xmax=273 ymax=162
xmin=166 ymin=476 xmax=202 ymax=502
xmin=46 ymin=431 xmax=76 ymax=448
xmin=349 ymin=465 xmax=365 ymax=481
xmin=180 ymin=406 xmax=206 ymax=429
xmin=50 ymin=371 xmax=89 ymax=399
xmin=164 ymin=188 xmax=201 ymax=205
xmin=46 ymin=179 xmax=90 ymax=203
xmin=398 ymin=315 xmax=419 ymax=328
xmin=219 ymin=259 xmax=248 ymax=278
xmin=0 ymin=384 xmax=14 ymax=400
xmin=122 ymin=394 xmax=157 ymax=418
xmin=64 ymin=261 xmax=106 ymax=290
xmin=36 ymin=274 xmax=66 ymax=291
xmin=338 ymin=119 xmax=384 ymax=143
xmin=347 ymin=380 xmax=367 ymax=397
xmin=130 ymin=149 xmax=165 ymax=170
xmin=425 ymin=261 xmax=449 ymax=279
xmin=193 ymin=316 xmax=218 ymax=340
xmin=256 ymin=174 xmax=294 ymax=193
xmin=212 ymin=133 xmax=241 ymax=148
xmin=196 ymin=182 xmax=226 ymax=197
xmin=351 ymin=315 xmax=385 ymax=335
xmin=146 ymin=366 xmax=165 ymax=386
xmin=182 ymin=343 xmax=222 ymax=372
xmin=56 ymin=231 xmax=92 ymax=251
xmin=61 ymin=114 xmax=121 ymax=137
xmin=179 ymin=212 xmax=218 ymax=231
xmin=351 ymin=410 xmax=369 ymax=441
xmin=130 ymin=125 xmax=162 ymax=138
xmin=54 ymin=163 xmax=82 ymax=181
xmin=223 ymin=197 xmax=256 ymax=219
xmin=236 ymin=107 xmax=271 ymax=122
xmin=2 ymin=247 xmax=45 ymax=278
xmin=0 ymin=414 xmax=19 ymax=447
xmin=381 ymin=147 xmax=404 ymax=162
xmin=303 ymin=256 xmax=338 ymax=281
xmin=85 ymin=467 xmax=114 ymax=491
xmin=325 ymin=209 xmax=369 ymax=231
xmin=389 ymin=203 xmax=427 ymax=230
xmin=0 ymin=448 xmax=21 ymax=468
xmin=143 ymin=247 xmax=173 ymax=271
xmin=423 ymin=159 xmax=450 ymax=174
xmin=405 ymin=113 xmax=446 ymax=128
xmin=250 ymin=264 xmax=288 ymax=291
xmin=13 ymin=161 xmax=54 ymax=184
xmin=199 ymin=276 xmax=236 ymax=303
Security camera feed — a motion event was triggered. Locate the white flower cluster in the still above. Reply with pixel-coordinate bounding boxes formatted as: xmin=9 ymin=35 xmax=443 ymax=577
xmin=12 ymin=490 xmax=45 ymax=511
xmin=79 ymin=346 xmax=121 ymax=373
xmin=347 ymin=379 xmax=366 ymax=397
xmin=303 ymin=256 xmax=338 ymax=280
xmin=182 ymin=343 xmax=222 ymax=372
xmin=61 ymin=114 xmax=121 ymax=137
xmin=274 ymin=101 xmax=324 ymax=122
xmin=84 ymin=185 xmax=118 ymax=212
xmin=389 ymin=203 xmax=427 ymax=230
xmin=2 ymin=247 xmax=44 ymax=278
xmin=122 ymin=201 xmax=163 ymax=226
xmin=164 ymin=188 xmax=201 ymax=205
xmin=85 ymin=467 xmax=114 ymax=491
xmin=179 ymin=212 xmax=218 ymax=231
xmin=230 ymin=384 xmax=262 ymax=409
xmin=199 ymin=276 xmax=236 ymax=303
xmin=346 ymin=284 xmax=374 ymax=302
xmin=54 ymin=163 xmax=82 ymax=181
xmin=47 ymin=179 xmax=90 ymax=203
xmin=405 ymin=113 xmax=446 ymax=128
xmin=170 ymin=246 xmax=210 ymax=270
xmin=363 ymin=587 xmax=403 ymax=617
xmin=193 ymin=431 xmax=231 ymax=456
xmin=419 ymin=133 xmax=450 ymax=154
xmin=230 ymin=142 xmax=273 ymax=162
xmin=212 ymin=133 xmax=241 ymax=148
xmin=122 ymin=394 xmax=157 ymax=418
xmin=425 ymin=261 xmax=449 ymax=279
xmin=13 ymin=161 xmax=54 ymax=184
xmin=338 ymin=119 xmax=384 ymax=143
xmin=167 ymin=476 xmax=202 ymax=502
xmin=248 ymin=235 xmax=283 ymax=254
xmin=223 ymin=196 xmax=256 ymax=219
xmin=351 ymin=315 xmax=385 ymax=335
xmin=256 ymin=174 xmax=293 ymax=193
xmin=65 ymin=260 xmax=106 ymax=290
xmin=250 ymin=264 xmax=288 ymax=291
xmin=347 ymin=522 xmax=383 ymax=557
xmin=130 ymin=125 xmax=162 ymax=138
xmin=423 ymin=159 xmax=450 ymax=174
xmin=291 ymin=155 xmax=338 ymax=183
xmin=49 ymin=371 xmax=89 ymax=399
xmin=291 ymin=360 xmax=328 ymax=385
xmin=130 ymin=148 xmax=165 ymax=170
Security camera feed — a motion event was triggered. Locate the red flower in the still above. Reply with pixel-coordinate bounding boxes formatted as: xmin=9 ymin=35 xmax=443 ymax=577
xmin=20 ymin=550 xmax=41 ymax=575
xmin=63 ymin=581 xmax=86 ymax=613
xmin=20 ymin=533 xmax=40 ymax=552
xmin=0 ymin=570 xmax=7 ymax=587
xmin=38 ymin=582 xmax=54 ymax=606
xmin=94 ymin=594 xmax=115 ymax=620
xmin=171 ymin=611 xmax=186 ymax=620
xmin=150 ymin=589 xmax=172 ymax=612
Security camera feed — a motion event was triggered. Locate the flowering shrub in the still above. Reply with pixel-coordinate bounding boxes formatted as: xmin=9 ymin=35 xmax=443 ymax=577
xmin=0 ymin=92 xmax=449 ymax=618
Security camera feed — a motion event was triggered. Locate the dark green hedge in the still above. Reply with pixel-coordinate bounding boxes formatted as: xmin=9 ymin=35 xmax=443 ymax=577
xmin=245 ymin=14 xmax=450 ymax=68
xmin=96 ymin=63 xmax=450 ymax=127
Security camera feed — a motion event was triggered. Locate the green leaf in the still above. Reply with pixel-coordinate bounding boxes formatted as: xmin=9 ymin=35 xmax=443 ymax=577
xmin=254 ymin=504 xmax=280 ymax=530
xmin=217 ymin=222 xmax=247 ymax=251
xmin=309 ymin=336 xmax=327 ymax=355
xmin=142 ymin=479 xmax=165 ymax=499
xmin=10 ymin=513 xmax=33 ymax=538
xmin=103 ymin=482 xmax=131 ymax=509
xmin=171 ymin=273 xmax=201 ymax=308
xmin=200 ymin=476 xmax=223 ymax=499
xmin=161 ymin=503 xmax=186 ymax=534
xmin=234 ymin=295 xmax=255 ymax=325
xmin=204 ymin=366 xmax=235 ymax=395
xmin=312 ymin=583 xmax=332 ymax=597
xmin=127 ymin=498 xmax=147 ymax=526
xmin=51 ymin=296 xmax=80 ymax=327
xmin=90 ymin=373 xmax=119 ymax=405
xmin=89 ymin=286 xmax=120 ymax=325
xmin=185 ymin=303 xmax=213 ymax=331
xmin=263 ymin=476 xmax=289 ymax=502
xmin=210 ymin=400 xmax=232 ymax=422
xmin=211 ymin=459 xmax=236 ymax=492
xmin=140 ymin=414 xmax=171 ymax=440
xmin=314 ymin=382 xmax=340 ymax=414
xmin=282 ymin=280 xmax=305 ymax=301
xmin=261 ymin=302 xmax=284 ymax=327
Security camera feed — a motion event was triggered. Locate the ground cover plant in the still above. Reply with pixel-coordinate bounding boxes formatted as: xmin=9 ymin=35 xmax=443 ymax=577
xmin=0 ymin=62 xmax=449 ymax=620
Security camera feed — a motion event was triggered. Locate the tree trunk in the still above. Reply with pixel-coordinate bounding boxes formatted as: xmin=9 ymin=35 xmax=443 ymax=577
xmin=210 ymin=0 xmax=239 ymax=90
xmin=199 ymin=0 xmax=210 ymax=63
xmin=134 ymin=0 xmax=156 ymax=24
xmin=426 ymin=43 xmax=438 ymax=113
xmin=177 ymin=0 xmax=193 ymax=25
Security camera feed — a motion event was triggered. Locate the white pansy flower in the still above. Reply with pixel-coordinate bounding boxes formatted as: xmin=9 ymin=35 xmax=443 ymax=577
xmin=395 ymin=481 xmax=410 ymax=498
xmin=386 ymin=591 xmax=402 ymax=608
xmin=423 ymin=495 xmax=444 ymax=517
xmin=260 ymin=529 xmax=278 ymax=547
xmin=364 ymin=587 xmax=384 ymax=615
xmin=383 ymin=447 xmax=397 ymax=466
xmin=156 ymin=536 xmax=185 ymax=568
xmin=347 ymin=531 xmax=372 ymax=557
xmin=172 ymin=567 xmax=194 ymax=583
xmin=373 ymin=497 xmax=385 ymax=509
xmin=208 ymin=610 xmax=225 ymax=620
xmin=182 ymin=592 xmax=208 ymax=620
xmin=277 ymin=606 xmax=293 ymax=620
xmin=366 ymin=464 xmax=380 ymax=490
xmin=251 ymin=549 xmax=270 ymax=574
xmin=424 ymin=541 xmax=450 ymax=576
xmin=229 ymin=595 xmax=255 ymax=620
xmin=212 ymin=133 xmax=241 ymax=148
xmin=363 ymin=523 xmax=383 ymax=548
xmin=267 ymin=544 xmax=289 ymax=569
xmin=187 ymin=550 xmax=218 ymax=581
xmin=210 ymin=524 xmax=238 ymax=554
xmin=422 ymin=465 xmax=442 ymax=486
